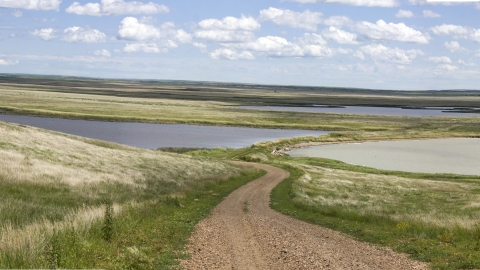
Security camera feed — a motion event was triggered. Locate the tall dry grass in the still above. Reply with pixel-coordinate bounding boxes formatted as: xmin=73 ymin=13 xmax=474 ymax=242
xmin=0 ymin=121 xmax=238 ymax=265
xmin=293 ymin=165 xmax=480 ymax=229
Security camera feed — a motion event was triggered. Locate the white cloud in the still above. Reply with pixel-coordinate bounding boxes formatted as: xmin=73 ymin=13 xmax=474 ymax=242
xmin=353 ymin=50 xmax=365 ymax=60
xmin=116 ymin=18 xmax=190 ymax=54
xmin=423 ymin=10 xmax=441 ymax=18
xmin=396 ymin=10 xmax=414 ymax=18
xmin=436 ymin=64 xmax=458 ymax=72
xmin=12 ymin=10 xmax=23 ymax=17
xmin=198 ymin=16 xmax=260 ymax=31
xmin=259 ymin=7 xmax=323 ymax=31
xmin=93 ymin=49 xmax=111 ymax=57
xmin=355 ymin=63 xmax=374 ymax=73
xmin=1 ymin=53 xmax=116 ymax=63
xmin=410 ymin=0 xmax=479 ymax=5
xmin=457 ymin=59 xmax=477 ymax=66
xmin=229 ymin=36 xmax=291 ymax=53
xmin=195 ymin=30 xmax=255 ymax=42
xmin=124 ymin=43 xmax=162 ymax=53
xmin=471 ymin=29 xmax=480 ymax=43
xmin=323 ymin=16 xmax=353 ymax=28
xmin=193 ymin=42 xmax=206 ymax=50
xmin=321 ymin=26 xmax=358 ymax=44
xmin=291 ymin=0 xmax=399 ymax=7
xmin=225 ymin=34 xmax=334 ymax=58
xmin=118 ymin=17 xmax=161 ymax=40
xmin=0 ymin=59 xmax=19 ymax=66
xmin=357 ymin=44 xmax=423 ymax=64
xmin=31 ymin=28 xmax=58 ymax=41
xmin=336 ymin=47 xmax=352 ymax=54
xmin=427 ymin=56 xmax=452 ymax=63
xmin=431 ymin=24 xmax=480 ymax=43
xmin=117 ymin=17 xmax=191 ymax=43
xmin=297 ymin=33 xmax=328 ymax=46
xmin=195 ymin=16 xmax=260 ymax=42
xmin=430 ymin=24 xmax=469 ymax=36
xmin=0 ymin=0 xmax=60 ymax=11
xmin=66 ymin=0 xmax=169 ymax=16
xmin=209 ymin=49 xmax=255 ymax=60
xmin=175 ymin=29 xmax=192 ymax=43
xmin=62 ymin=27 xmax=107 ymax=43
xmin=356 ymin=20 xmax=430 ymax=43
xmin=123 ymin=40 xmax=179 ymax=53
xmin=444 ymin=41 xmax=467 ymax=52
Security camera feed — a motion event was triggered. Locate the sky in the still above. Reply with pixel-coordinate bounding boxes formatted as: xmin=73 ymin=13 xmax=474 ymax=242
xmin=0 ymin=0 xmax=480 ymax=90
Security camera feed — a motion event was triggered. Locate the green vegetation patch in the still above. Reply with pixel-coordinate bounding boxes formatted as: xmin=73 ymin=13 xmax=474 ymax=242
xmin=0 ymin=169 xmax=264 ymax=269
xmin=270 ymin=161 xmax=480 ymax=269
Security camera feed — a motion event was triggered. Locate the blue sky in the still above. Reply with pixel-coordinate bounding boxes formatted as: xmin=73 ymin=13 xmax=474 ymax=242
xmin=0 ymin=0 xmax=479 ymax=90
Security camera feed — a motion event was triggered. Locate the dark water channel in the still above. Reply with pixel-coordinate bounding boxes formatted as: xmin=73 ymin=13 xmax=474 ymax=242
xmin=239 ymin=106 xmax=480 ymax=117
xmin=0 ymin=115 xmax=329 ymax=149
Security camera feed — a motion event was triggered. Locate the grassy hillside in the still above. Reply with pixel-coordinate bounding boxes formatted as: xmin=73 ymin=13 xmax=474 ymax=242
xmin=0 ymin=121 xmax=262 ymax=269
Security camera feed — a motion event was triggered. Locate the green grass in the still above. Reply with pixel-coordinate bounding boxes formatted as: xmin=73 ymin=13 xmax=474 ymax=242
xmin=0 ymin=121 xmax=266 ymax=269
xmin=1 ymin=169 xmax=265 ymax=269
xmin=269 ymin=161 xmax=480 ymax=269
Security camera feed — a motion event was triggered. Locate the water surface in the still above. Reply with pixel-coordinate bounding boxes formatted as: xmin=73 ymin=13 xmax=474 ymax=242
xmin=240 ymin=106 xmax=480 ymax=117
xmin=289 ymin=138 xmax=480 ymax=175
xmin=0 ymin=114 xmax=328 ymax=149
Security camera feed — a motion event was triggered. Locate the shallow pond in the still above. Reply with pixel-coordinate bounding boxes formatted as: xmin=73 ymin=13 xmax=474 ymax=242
xmin=240 ymin=106 xmax=480 ymax=117
xmin=0 ymin=115 xmax=329 ymax=149
xmin=289 ymin=138 xmax=480 ymax=175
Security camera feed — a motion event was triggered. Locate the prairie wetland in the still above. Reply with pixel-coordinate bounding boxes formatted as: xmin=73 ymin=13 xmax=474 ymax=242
xmin=289 ymin=138 xmax=480 ymax=175
xmin=1 ymin=74 xmax=480 ymax=269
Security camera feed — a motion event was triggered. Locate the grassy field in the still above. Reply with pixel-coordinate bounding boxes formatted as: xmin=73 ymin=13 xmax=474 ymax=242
xmin=2 ymin=75 xmax=480 ymax=269
xmin=0 ymin=121 xmax=263 ymax=269
xmin=267 ymin=160 xmax=480 ymax=270
xmin=1 ymin=82 xmax=480 ymax=135
xmin=1 ymin=74 xmax=480 ymax=107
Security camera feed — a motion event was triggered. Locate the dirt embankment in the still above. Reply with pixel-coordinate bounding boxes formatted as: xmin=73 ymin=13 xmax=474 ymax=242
xmin=180 ymin=162 xmax=428 ymax=269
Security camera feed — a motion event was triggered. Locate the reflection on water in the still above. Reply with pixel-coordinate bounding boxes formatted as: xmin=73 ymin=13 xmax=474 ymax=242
xmin=239 ymin=106 xmax=480 ymax=117
xmin=0 ymin=114 xmax=329 ymax=149
xmin=289 ymin=138 xmax=480 ymax=175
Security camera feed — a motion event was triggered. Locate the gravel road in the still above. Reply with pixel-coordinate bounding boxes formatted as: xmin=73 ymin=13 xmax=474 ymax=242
xmin=180 ymin=162 xmax=428 ymax=269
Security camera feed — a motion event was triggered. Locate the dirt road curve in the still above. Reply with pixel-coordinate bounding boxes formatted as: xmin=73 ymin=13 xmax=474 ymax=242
xmin=180 ymin=162 xmax=428 ymax=270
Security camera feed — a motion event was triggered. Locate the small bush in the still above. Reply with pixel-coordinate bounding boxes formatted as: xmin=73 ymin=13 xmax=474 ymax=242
xmin=101 ymin=201 xmax=114 ymax=242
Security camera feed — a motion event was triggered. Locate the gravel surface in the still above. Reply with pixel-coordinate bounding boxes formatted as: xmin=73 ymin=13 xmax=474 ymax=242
xmin=180 ymin=162 xmax=428 ymax=270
